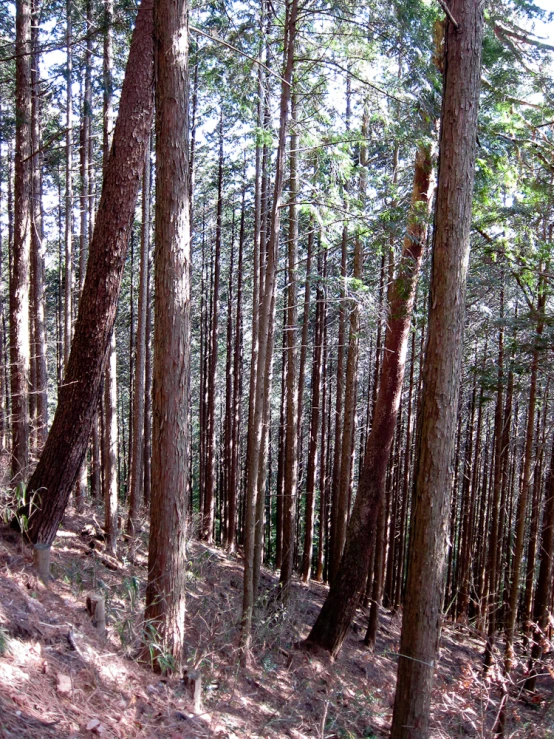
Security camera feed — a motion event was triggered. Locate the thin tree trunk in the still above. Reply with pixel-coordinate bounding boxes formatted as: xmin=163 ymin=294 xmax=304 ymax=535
xmin=241 ymin=0 xmax=298 ymax=657
xmin=315 ymin=250 xmax=328 ymax=582
xmin=100 ymin=0 xmax=119 ymax=536
xmin=484 ymin=298 xmax=506 ymax=669
xmin=202 ymin=112 xmax=223 ymax=542
xmin=225 ymin=186 xmax=245 ymax=551
xmin=127 ymin=137 xmax=151 ymax=532
xmin=301 ymin=252 xmax=324 ymax=583
xmin=30 ymin=0 xmax=47 ymax=454
xmin=104 ymin=335 xmax=118 ymax=553
xmin=64 ymin=0 xmax=73 ymax=368
xmin=504 ymin=285 xmax=545 ymax=672
xmin=279 ymin=90 xmax=299 ymax=597
xmin=10 ymin=0 xmax=32 ymax=484
xmin=525 ymin=432 xmax=554 ymax=691
xmin=143 ymin=247 xmax=153 ymax=507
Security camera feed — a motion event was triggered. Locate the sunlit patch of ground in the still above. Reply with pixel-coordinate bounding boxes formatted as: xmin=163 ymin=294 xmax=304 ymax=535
xmin=0 ymin=503 xmax=552 ymax=738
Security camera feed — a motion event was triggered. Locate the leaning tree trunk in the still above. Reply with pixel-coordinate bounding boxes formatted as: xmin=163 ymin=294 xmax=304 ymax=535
xmin=305 ymin=144 xmax=433 ymax=656
xmin=144 ymin=0 xmax=190 ymax=671
xmin=390 ymin=3 xmax=484 ymax=735
xmin=25 ymin=0 xmax=155 ymax=545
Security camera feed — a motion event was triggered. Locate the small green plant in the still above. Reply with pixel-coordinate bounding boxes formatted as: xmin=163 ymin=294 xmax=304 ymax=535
xmin=121 ymin=576 xmax=140 ymax=611
xmin=142 ymin=620 xmax=177 ymax=675
xmin=0 ymin=627 xmax=10 ymax=657
xmin=115 ymin=615 xmax=136 ymax=649
xmin=4 ymin=482 xmax=38 ymax=534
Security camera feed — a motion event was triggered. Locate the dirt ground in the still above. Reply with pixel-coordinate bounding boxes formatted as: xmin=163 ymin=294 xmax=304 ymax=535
xmin=0 ymin=506 xmax=553 ymax=739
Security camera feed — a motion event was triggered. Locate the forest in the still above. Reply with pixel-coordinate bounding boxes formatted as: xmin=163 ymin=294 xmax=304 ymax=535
xmin=1 ymin=0 xmax=554 ymax=736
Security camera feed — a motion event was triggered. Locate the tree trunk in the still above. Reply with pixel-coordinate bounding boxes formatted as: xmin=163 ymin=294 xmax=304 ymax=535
xmin=225 ymin=187 xmax=245 ymax=551
xmin=104 ymin=334 xmax=118 ymax=553
xmin=504 ymin=286 xmax=545 ymax=672
xmin=483 ymin=299 xmax=506 ymax=668
xmin=279 ymin=91 xmax=299 ymax=598
xmin=306 ymin=144 xmax=433 ymax=656
xmin=390 ymin=3 xmax=484 ymax=734
xmin=127 ymin=138 xmax=151 ymax=532
xmin=25 ymin=0 xmax=155 ymax=545
xmin=241 ymin=0 xmax=298 ymax=656
xmin=202 ymin=112 xmax=223 ymax=542
xmin=30 ymin=0 xmax=47 ymax=455
xmin=301 ymin=252 xmax=324 ymax=583
xmin=63 ymin=0 xmax=73 ymax=369
xmin=10 ymin=0 xmax=32 ymax=484
xmin=525 ymin=432 xmax=554 ymax=691
xmin=144 ymin=0 xmax=190 ymax=672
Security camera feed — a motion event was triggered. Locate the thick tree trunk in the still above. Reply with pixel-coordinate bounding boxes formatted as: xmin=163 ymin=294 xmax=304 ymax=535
xmin=144 ymin=0 xmax=190 ymax=671
xmin=25 ymin=0 xmax=155 ymax=544
xmin=306 ymin=144 xmax=433 ymax=655
xmin=390 ymin=3 xmax=484 ymax=735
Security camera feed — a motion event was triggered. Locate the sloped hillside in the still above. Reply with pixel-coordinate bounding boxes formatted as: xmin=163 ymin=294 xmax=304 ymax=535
xmin=0 ymin=511 xmax=552 ymax=738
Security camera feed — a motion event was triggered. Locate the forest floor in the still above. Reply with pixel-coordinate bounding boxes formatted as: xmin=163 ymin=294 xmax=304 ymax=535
xmin=0 ymin=504 xmax=553 ymax=738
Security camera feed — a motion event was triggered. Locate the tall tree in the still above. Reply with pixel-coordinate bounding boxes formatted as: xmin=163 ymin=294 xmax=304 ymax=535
xmin=63 ymin=0 xmax=73 ymax=368
xmin=10 ymin=0 xmax=32 ymax=483
xmin=25 ymin=0 xmax=155 ymax=545
xmin=144 ymin=0 xmax=190 ymax=670
xmin=241 ymin=0 xmax=299 ymax=656
xmin=128 ymin=137 xmax=151 ymax=532
xmin=390 ymin=2 xmax=484 ymax=735
xmin=279 ymin=91 xmax=299 ymax=597
xmin=305 ymin=143 xmax=433 ymax=655
xmin=30 ymin=0 xmax=47 ymax=454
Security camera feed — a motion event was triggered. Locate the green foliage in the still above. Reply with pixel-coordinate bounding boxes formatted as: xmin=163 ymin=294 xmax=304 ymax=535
xmin=0 ymin=627 xmax=10 ymax=657
xmin=142 ymin=620 xmax=177 ymax=675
